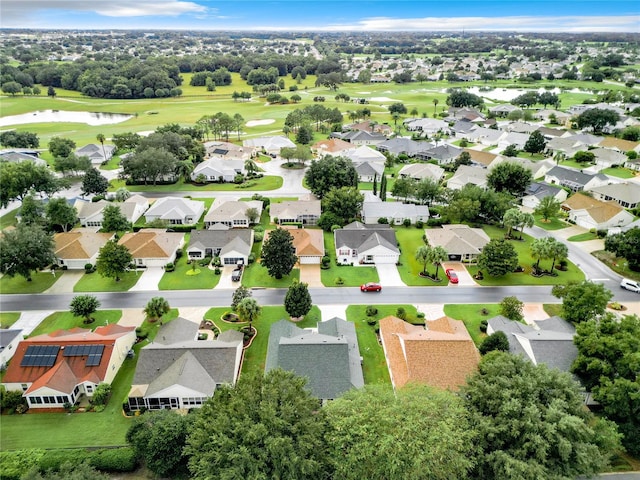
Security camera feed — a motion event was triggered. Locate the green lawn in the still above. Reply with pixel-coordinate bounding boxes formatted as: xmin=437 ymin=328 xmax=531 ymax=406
xmin=203 ymin=305 xmax=321 ymax=377
xmin=396 ymin=227 xmax=447 ymax=286
xmin=592 ymin=250 xmax=640 ymax=282
xmin=444 ymin=304 xmax=500 ymax=346
xmin=543 ymin=304 xmax=563 ymax=317
xmin=534 ymin=215 xmax=570 ymax=230
xmin=158 ymin=254 xmax=221 ymax=290
xmin=567 ymin=232 xmax=599 ymax=242
xmin=560 ymin=159 xmax=590 ymax=170
xmin=320 ymin=231 xmax=379 ymax=287
xmin=0 ymin=312 xmax=20 ymax=328
xmin=346 ymin=304 xmax=420 ymax=386
xmin=0 ymin=208 xmax=19 ymax=230
xmin=601 ymin=167 xmax=636 ymax=179
xmin=0 ymin=271 xmax=63 ymax=294
xmin=73 ymin=270 xmax=141 ymax=292
xmin=241 ymin=261 xmax=300 ymax=288
xmin=466 ymin=225 xmax=585 ymax=286
xmin=109 ymin=175 xmax=282 ymax=192
xmin=28 ymin=310 xmax=122 ymax=337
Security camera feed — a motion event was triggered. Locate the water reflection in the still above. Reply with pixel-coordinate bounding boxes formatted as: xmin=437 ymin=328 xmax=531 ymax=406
xmin=0 ymin=110 xmax=133 ymax=127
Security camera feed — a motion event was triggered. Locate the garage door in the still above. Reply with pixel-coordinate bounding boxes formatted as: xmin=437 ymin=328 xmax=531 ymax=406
xmin=223 ymin=257 xmax=244 ymax=265
xmin=299 ymin=256 xmax=321 ymax=264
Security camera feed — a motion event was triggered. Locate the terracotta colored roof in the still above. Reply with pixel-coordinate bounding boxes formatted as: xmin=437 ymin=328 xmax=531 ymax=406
xmin=54 ymin=230 xmax=113 ymax=260
xmin=282 ymin=227 xmax=325 ymax=257
xmin=312 ymin=138 xmax=354 ymax=153
xmin=2 ymin=325 xmax=135 ymax=390
xmin=118 ymin=229 xmax=184 ymax=259
xmin=562 ymin=193 xmax=625 ymax=222
xmin=379 ymin=315 xmax=480 ymax=390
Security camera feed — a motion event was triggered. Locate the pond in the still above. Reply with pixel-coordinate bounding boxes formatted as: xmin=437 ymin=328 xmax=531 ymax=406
xmin=0 ymin=110 xmax=134 ymax=127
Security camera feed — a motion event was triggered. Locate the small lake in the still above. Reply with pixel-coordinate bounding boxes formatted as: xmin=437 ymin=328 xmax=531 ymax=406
xmin=0 ymin=110 xmax=133 ymax=127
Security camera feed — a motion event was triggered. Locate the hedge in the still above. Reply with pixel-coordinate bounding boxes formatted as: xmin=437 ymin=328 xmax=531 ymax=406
xmin=89 ymin=447 xmax=138 ymax=472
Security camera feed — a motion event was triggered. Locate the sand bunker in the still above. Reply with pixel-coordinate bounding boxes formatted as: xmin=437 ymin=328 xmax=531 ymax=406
xmin=246 ymin=119 xmax=276 ymax=127
xmin=369 ymin=97 xmax=400 ymax=102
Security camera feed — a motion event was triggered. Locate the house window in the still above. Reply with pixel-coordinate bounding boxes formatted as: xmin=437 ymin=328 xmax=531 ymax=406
xmin=338 ymin=249 xmax=350 ymax=256
xmin=21 ymin=384 xmax=28 ymax=392
xmin=86 ymin=385 xmax=93 ymax=394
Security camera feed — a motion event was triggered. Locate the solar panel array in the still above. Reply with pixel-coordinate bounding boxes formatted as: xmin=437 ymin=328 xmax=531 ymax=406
xmin=21 ymin=345 xmax=60 ymax=367
xmin=63 ymin=344 xmax=105 ymax=366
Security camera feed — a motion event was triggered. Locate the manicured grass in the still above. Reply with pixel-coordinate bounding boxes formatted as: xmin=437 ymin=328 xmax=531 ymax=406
xmin=543 ymin=304 xmax=563 ymax=317
xmin=158 ymin=254 xmax=221 ymax=290
xmin=204 ymin=305 xmax=321 ymax=377
xmin=100 ymin=155 xmax=121 ymax=170
xmin=560 ymin=160 xmax=590 ymax=170
xmin=567 ymin=232 xmax=599 ymax=242
xmin=29 ymin=310 xmax=122 ymax=337
xmin=346 ymin=304 xmax=420 ymax=386
xmin=241 ymin=261 xmax=299 ymax=288
xmin=0 ymin=312 xmax=20 ymax=328
xmin=465 ymin=225 xmax=585 ymax=286
xmin=109 ymin=175 xmax=282 ymax=192
xmin=534 ymin=215 xmax=570 ymax=230
xmin=396 ymin=227 xmax=447 ymax=286
xmin=73 ymin=271 xmax=141 ymax=292
xmin=444 ymin=303 xmax=500 ymax=346
xmin=0 ymin=208 xmax=19 ymax=230
xmin=592 ymin=250 xmax=640 ymax=282
xmin=0 ymin=271 xmax=63 ymax=294
xmin=601 ymin=167 xmax=636 ymax=179
xmin=320 ymin=231 xmax=379 ymax=287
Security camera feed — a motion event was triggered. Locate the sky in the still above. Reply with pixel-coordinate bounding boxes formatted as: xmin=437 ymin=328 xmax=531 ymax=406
xmin=1 ymin=0 xmax=639 ymax=32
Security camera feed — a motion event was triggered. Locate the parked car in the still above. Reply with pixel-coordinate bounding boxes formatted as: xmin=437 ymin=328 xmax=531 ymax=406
xmin=231 ymin=268 xmax=243 ymax=282
xmin=446 ymin=269 xmax=459 ymax=284
xmin=620 ymin=278 xmax=640 ymax=292
xmin=360 ymin=282 xmax=382 ymax=292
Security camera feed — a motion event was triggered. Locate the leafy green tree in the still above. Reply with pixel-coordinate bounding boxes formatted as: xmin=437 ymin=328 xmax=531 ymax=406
xmin=81 ymin=167 xmax=109 ymax=197
xmin=575 ymin=108 xmax=620 ymax=134
xmin=446 ymin=89 xmax=484 ymax=108
xmin=45 ymin=197 xmax=78 ymax=232
xmin=304 ymin=155 xmax=358 ymax=198
xmin=186 ymin=369 xmax=329 ymax=480
xmin=174 ymin=159 xmax=194 ymax=183
xmin=235 ymin=297 xmax=261 ymax=327
xmin=121 ymin=147 xmax=178 ymax=185
xmin=70 ymin=295 xmax=101 ymax=323
xmin=464 ymin=352 xmax=621 ymax=480
xmin=478 ymin=331 xmax=510 ymax=355
xmin=91 ymin=383 xmax=111 ymax=406
xmin=499 ymin=295 xmax=524 ymax=322
xmin=295 ymin=124 xmax=314 ymax=145
xmin=0 ymin=130 xmax=39 ymax=148
xmin=0 ymin=161 xmax=62 ymax=208
xmin=143 ymin=297 xmax=171 ymax=321
xmin=414 ymin=177 xmax=443 ymax=206
xmin=605 ymin=227 xmax=640 ymax=271
xmin=0 ymin=224 xmax=55 ymax=281
xmin=574 ymin=150 xmax=596 ymax=164
xmin=47 ymin=86 xmax=56 ymax=98
xmin=19 ymin=194 xmax=46 ymax=226
xmin=324 ymin=384 xmax=476 ymax=480
xmin=1 ymin=81 xmax=22 ymax=95
xmin=96 ymin=239 xmax=133 ymax=282
xmin=261 ymin=228 xmax=297 ymax=279
xmin=477 ymin=239 xmax=518 ymax=277
xmin=534 ymin=195 xmax=561 ymax=222
xmin=454 ymin=150 xmax=472 ymax=168
xmin=127 ymin=410 xmax=193 ymax=477
xmin=391 ymin=176 xmax=416 ymax=202
xmin=101 ymin=204 xmax=130 ymax=232
xmin=388 ymin=102 xmax=408 ymax=115
xmin=48 ymin=137 xmax=76 ymax=158
xmin=523 ymin=130 xmax=547 ymax=155
xmin=112 ymin=132 xmax=141 ymax=152
xmin=551 ymin=280 xmax=613 ymax=324
xmin=231 ymin=285 xmax=252 ymax=311
xmin=501 ymin=144 xmax=519 ymax=157
xmin=321 ymin=186 xmax=364 ymax=225
xmin=487 ymin=161 xmax=533 ymax=197
xmin=284 ymin=280 xmax=312 ymax=318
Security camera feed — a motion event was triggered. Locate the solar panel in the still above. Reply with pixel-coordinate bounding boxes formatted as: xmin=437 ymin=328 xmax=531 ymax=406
xmin=21 ymin=345 xmax=60 ymax=367
xmin=86 ymin=354 xmax=102 ymax=366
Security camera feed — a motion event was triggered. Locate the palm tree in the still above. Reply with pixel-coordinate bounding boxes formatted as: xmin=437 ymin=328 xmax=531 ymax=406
xmin=517 ymin=212 xmax=535 ymax=240
xmin=534 ymin=196 xmax=561 ymax=223
xmin=244 ymin=159 xmax=258 ymax=176
xmin=233 ymin=113 xmax=244 ymax=140
xmin=144 ymin=297 xmax=170 ymax=322
xmin=531 ymin=237 xmax=553 ymax=272
xmin=114 ymin=187 xmax=131 ymax=202
xmin=432 ymin=98 xmax=439 ymax=116
xmin=502 ymin=208 xmax=521 ymax=238
xmin=430 ymin=246 xmax=448 ymax=279
xmin=415 ymin=245 xmax=431 ymax=275
xmin=549 ymin=239 xmax=568 ymax=272
xmin=175 ymin=160 xmax=194 ymax=183
xmin=236 ymin=297 xmax=261 ymax=329
xmin=96 ymin=133 xmax=107 ymax=163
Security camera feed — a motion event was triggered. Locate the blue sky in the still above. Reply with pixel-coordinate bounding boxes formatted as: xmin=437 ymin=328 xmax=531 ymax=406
xmin=1 ymin=1 xmax=638 ymax=31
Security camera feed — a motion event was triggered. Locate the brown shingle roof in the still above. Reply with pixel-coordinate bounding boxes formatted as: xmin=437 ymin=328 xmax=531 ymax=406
xmin=280 ymin=227 xmax=325 ymax=256
xmin=599 ymin=137 xmax=639 ymax=152
xmin=562 ymin=193 xmax=624 ymax=222
xmin=118 ymin=229 xmax=184 ymax=259
xmin=54 ymin=230 xmax=113 ymax=260
xmin=379 ymin=315 xmax=480 ymax=390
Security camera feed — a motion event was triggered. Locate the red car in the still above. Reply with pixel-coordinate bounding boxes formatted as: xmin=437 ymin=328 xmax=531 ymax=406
xmin=445 ymin=269 xmax=459 ymax=284
xmin=360 ymin=282 xmax=382 ymax=292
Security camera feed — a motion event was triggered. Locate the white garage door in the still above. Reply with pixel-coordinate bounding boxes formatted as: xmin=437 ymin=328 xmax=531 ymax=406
xmin=299 ymin=256 xmax=321 ymax=264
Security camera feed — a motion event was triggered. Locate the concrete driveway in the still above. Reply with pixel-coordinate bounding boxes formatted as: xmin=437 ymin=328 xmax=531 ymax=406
xmin=217 ymin=266 xmax=239 ymax=289
xmin=129 ymin=267 xmax=165 ymax=291
xmin=441 ymin=262 xmax=476 ymax=286
xmin=375 ymin=262 xmax=405 ymax=287
xmin=43 ymin=270 xmax=84 ymax=294
xmin=299 ymin=264 xmax=323 ymax=287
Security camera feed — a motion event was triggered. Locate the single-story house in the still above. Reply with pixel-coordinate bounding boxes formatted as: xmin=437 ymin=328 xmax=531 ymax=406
xmin=522 ymin=182 xmax=568 ymax=209
xmin=415 ymin=144 xmax=462 ymax=165
xmin=127 ymin=318 xmax=243 ymax=411
xmin=590 ymin=148 xmax=628 ymax=169
xmin=377 ymin=138 xmax=426 ymax=157
xmin=497 ymin=131 xmax=530 ymax=151
xmin=489 ymin=104 xmax=522 ymax=117
xmin=0 ymin=329 xmax=23 ymax=369
xmin=379 ymin=315 xmax=480 ymax=390
xmin=464 ymin=148 xmax=500 ymax=168
xmin=191 ymin=159 xmax=245 ymax=183
xmin=598 ymin=137 xmax=640 ymax=153
xmin=76 ymin=143 xmax=116 ymax=166
xmin=403 ymin=118 xmax=449 ymax=134
xmin=204 ymin=199 xmax=263 ymax=228
xmin=118 ymin=229 xmax=185 ymax=267
xmin=0 ymin=150 xmax=48 ymax=168
xmin=505 ymin=121 xmax=539 ymax=134
xmin=75 ymin=196 xmax=149 ymax=227
xmin=334 ymin=222 xmax=400 ymax=265
xmin=465 ymin=127 xmax=504 ymax=146
xmin=588 ymin=182 xmax=640 ymax=209
xmin=204 ymin=141 xmax=251 ymax=161
xmin=338 ymin=130 xmax=387 ymax=146
xmin=243 ymin=136 xmax=296 ymax=155
xmin=144 ymin=197 xmax=205 ymax=225
xmin=398 ymin=163 xmax=444 ymax=182
xmin=311 ymin=138 xmax=355 ymax=158
xmin=354 ymin=160 xmax=385 ymax=182
xmin=270 ymin=200 xmax=321 ymax=225
xmin=487 ymin=315 xmax=577 ymax=374
xmin=2 ymin=324 xmax=136 ymax=410
xmin=362 ymin=202 xmax=429 ymax=225
xmin=343 ymin=145 xmax=387 ymax=164
xmin=544 ymin=166 xmax=609 ymax=192
xmin=265 ymin=318 xmax=364 ymax=402
xmin=272 ymin=227 xmax=324 ymax=264
xmin=446 ymin=165 xmax=489 ymax=190
xmin=424 ymin=224 xmax=490 ymax=262
xmin=561 ymin=193 xmax=634 ymax=231
xmin=187 ymin=226 xmax=253 ymax=265
xmin=54 ymin=229 xmax=114 ymax=269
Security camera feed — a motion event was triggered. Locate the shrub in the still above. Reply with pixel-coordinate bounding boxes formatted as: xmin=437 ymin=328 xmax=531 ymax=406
xmin=321 ymin=255 xmax=331 ymax=269
xmin=254 ymin=232 xmax=264 ymax=243
xmin=480 ymin=307 xmax=490 ymax=315
xmin=89 ymin=447 xmax=138 ymax=473
xmin=479 ymin=319 xmax=488 ymax=332
xmin=214 ymin=267 xmax=221 ymax=275
xmin=39 ymin=449 xmax=89 ymax=472
xmin=417 ymin=312 xmax=425 ymax=318
xmin=479 ymin=331 xmax=510 ymax=355
xmin=366 ymin=305 xmax=378 ymax=316
xmin=175 ymin=248 xmax=183 ymax=260
xmin=1 ymin=389 xmax=27 ymax=411
xmin=415 ymin=220 xmax=424 ymax=229
xmin=396 ymin=307 xmax=407 ymax=320
xmin=164 ymin=262 xmax=175 ymax=272
xmin=402 ymin=218 xmax=411 ymax=227
xmin=91 ymin=383 xmax=111 ymax=406
xmin=378 ymin=217 xmax=389 ymax=224
xmin=84 ymin=263 xmax=95 ymax=273
xmin=248 ymin=253 xmax=256 ymax=264
xmin=367 ymin=319 xmax=377 ymax=326
xmin=335 ymin=277 xmax=344 ymax=285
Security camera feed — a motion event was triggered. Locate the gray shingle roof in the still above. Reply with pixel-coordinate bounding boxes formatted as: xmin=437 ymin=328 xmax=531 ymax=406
xmin=188 ymin=229 xmax=252 ymax=254
xmin=334 ymin=222 xmax=399 ymax=252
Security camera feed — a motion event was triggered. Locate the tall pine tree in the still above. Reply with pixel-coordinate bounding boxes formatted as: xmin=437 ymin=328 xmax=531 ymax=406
xmin=372 ymin=173 xmax=378 ymax=196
